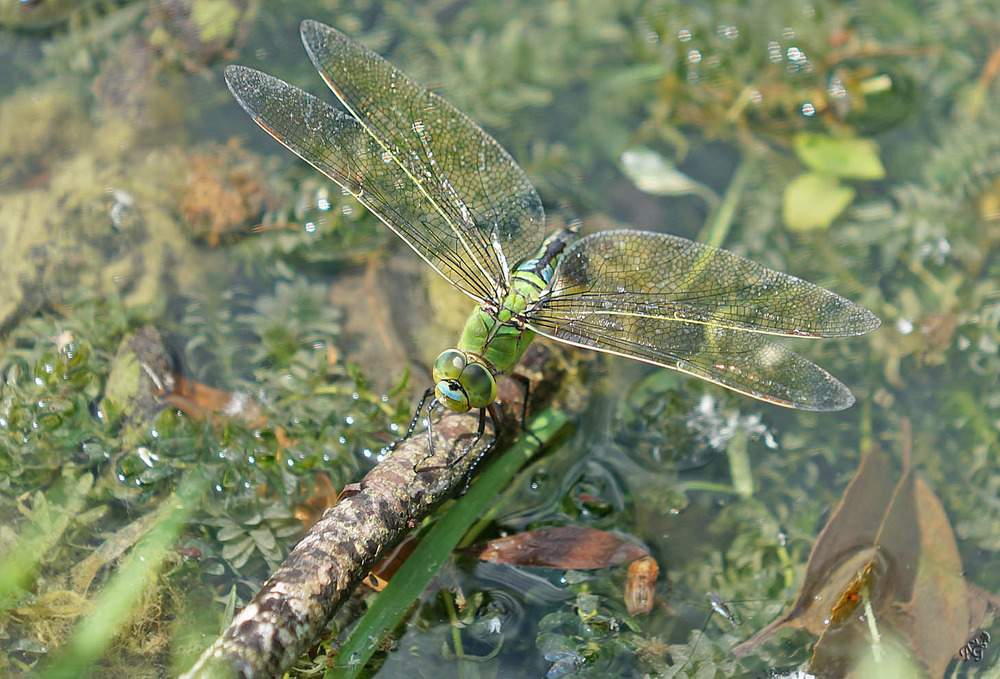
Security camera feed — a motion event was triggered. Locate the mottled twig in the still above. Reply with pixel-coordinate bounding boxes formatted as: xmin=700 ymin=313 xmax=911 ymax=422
xmin=181 ymin=378 xmax=529 ymax=679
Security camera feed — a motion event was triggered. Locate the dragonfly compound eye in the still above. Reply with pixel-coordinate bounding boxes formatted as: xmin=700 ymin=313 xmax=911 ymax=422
xmin=435 ymin=378 xmax=470 ymax=413
xmin=461 ymin=361 xmax=497 ymax=410
xmin=433 ymin=349 xmax=467 ymax=382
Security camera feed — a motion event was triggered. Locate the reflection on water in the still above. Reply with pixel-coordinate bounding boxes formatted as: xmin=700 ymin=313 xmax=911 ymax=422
xmin=0 ymin=1 xmax=998 ymax=678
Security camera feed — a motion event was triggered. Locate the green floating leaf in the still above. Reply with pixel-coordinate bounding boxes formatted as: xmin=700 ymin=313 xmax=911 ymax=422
xmin=794 ymin=133 xmax=886 ymax=180
xmin=783 ymin=172 xmax=857 ymax=232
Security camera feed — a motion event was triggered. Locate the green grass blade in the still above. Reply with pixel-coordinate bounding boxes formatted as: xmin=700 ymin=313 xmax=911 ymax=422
xmin=327 ymin=409 xmax=569 ymax=678
xmin=38 ymin=468 xmax=210 ymax=679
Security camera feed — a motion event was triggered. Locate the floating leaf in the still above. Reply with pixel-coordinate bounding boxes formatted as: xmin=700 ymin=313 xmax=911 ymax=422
xmin=794 ymin=133 xmax=886 ymax=180
xmin=467 ymin=526 xmax=647 ymax=570
xmin=734 ymin=425 xmax=1000 ymax=679
xmin=733 ymin=445 xmax=895 ymax=650
xmin=896 ymin=477 xmax=976 ymax=676
xmin=364 ymin=536 xmax=419 ymax=592
xmin=783 ymin=172 xmax=856 ymax=232
xmin=620 ymin=147 xmax=719 ymax=205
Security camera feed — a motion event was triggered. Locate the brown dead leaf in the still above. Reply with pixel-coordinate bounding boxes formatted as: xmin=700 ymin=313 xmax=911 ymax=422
xmin=364 ymin=536 xmax=420 ymax=592
xmin=895 ymin=477 xmax=972 ymax=677
xmin=734 ymin=420 xmax=999 ymax=679
xmin=733 ymin=446 xmax=896 ymax=654
xmin=466 ymin=526 xmax=648 ymax=570
xmin=294 ymin=474 xmax=340 ymax=529
xmin=162 ymin=374 xmax=295 ymax=453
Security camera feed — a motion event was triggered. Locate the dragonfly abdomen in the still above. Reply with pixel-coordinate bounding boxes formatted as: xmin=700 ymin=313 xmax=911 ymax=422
xmin=511 ymin=226 xmax=580 ymax=290
xmin=452 ymin=226 xmax=580 ymax=379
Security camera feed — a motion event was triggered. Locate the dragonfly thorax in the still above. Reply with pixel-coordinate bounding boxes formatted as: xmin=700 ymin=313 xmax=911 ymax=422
xmin=432 ymin=349 xmax=498 ymax=413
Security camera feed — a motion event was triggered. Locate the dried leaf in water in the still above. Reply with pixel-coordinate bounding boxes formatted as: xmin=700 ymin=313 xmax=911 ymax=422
xmin=734 ymin=434 xmax=1000 ymax=679
xmin=734 ymin=446 xmax=896 ymax=655
xmin=467 ymin=526 xmax=647 ymax=570
xmin=163 ymin=374 xmax=263 ymax=423
xmin=894 ymin=477 xmax=974 ymax=677
xmin=364 ymin=536 xmax=420 ymax=592
xmin=294 ymin=473 xmax=339 ymax=529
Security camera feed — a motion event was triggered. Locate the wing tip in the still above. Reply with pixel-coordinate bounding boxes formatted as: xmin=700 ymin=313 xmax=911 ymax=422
xmin=223 ymin=64 xmax=262 ymax=95
xmin=223 ymin=63 xmax=247 ymax=88
xmin=857 ymin=306 xmax=882 ymax=335
xmin=806 ymin=383 xmax=856 ymax=412
xmin=299 ymin=19 xmax=323 ymax=41
xmin=301 ymin=19 xmax=347 ymax=55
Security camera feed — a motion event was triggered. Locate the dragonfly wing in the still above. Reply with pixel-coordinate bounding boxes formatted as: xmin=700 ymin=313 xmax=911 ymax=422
xmin=528 ymin=314 xmax=856 ymax=410
xmin=526 ymin=230 xmax=880 ymax=411
xmin=543 ymin=230 xmax=880 ymax=337
xmin=226 ymin=65 xmax=496 ymax=302
xmin=300 ymin=20 xmax=546 ymax=293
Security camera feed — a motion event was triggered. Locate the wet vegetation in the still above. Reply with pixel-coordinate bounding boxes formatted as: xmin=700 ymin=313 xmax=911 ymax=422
xmin=0 ymin=0 xmax=998 ymax=677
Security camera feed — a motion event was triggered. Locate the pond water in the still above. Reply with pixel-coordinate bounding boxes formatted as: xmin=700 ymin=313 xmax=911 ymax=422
xmin=1 ymin=1 xmax=998 ymax=678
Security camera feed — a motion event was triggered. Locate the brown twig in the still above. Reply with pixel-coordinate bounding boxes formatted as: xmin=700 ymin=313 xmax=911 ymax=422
xmin=180 ymin=375 xmax=533 ymax=679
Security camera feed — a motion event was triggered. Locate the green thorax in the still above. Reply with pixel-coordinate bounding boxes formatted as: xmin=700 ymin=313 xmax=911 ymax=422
xmin=431 ymin=227 xmax=578 ymax=413
xmin=457 ymin=225 xmax=579 ymax=375
xmin=457 ymin=288 xmax=538 ymax=376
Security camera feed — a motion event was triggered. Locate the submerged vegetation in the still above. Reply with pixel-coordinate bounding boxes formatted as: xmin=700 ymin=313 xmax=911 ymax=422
xmin=0 ymin=0 xmax=998 ymax=677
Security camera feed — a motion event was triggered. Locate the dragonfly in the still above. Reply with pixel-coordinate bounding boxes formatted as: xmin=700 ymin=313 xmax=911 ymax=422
xmin=225 ymin=20 xmax=880 ymax=445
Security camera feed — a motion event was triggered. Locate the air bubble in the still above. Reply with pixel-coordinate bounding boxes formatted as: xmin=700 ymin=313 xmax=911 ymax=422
xmin=828 ymin=77 xmax=847 ymax=99
xmin=767 ymin=41 xmax=782 ymax=63
xmin=717 ymin=24 xmax=739 ymax=40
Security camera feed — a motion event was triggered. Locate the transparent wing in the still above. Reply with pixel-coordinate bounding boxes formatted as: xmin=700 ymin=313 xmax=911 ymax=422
xmin=227 ymin=65 xmax=500 ymax=301
xmin=300 ymin=19 xmax=546 ymax=293
xmin=527 ymin=230 xmax=880 ymax=410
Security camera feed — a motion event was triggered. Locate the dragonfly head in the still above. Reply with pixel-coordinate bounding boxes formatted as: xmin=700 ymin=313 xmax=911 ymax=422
xmin=432 ymin=349 xmax=497 ymax=413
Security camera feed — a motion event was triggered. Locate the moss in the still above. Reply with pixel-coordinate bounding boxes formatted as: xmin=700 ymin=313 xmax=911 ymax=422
xmin=190 ymin=0 xmax=240 ymax=44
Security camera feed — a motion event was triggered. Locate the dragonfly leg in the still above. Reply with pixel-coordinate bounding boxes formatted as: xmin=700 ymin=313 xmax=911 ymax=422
xmin=383 ymin=387 xmax=435 ymax=458
xmin=508 ymin=371 xmax=542 ymax=448
xmin=414 ymin=400 xmax=491 ymax=477
xmin=419 ymin=396 xmax=442 ymax=467
xmin=411 ymin=395 xmax=444 ymax=470
xmin=455 ymin=405 xmax=497 ymax=495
